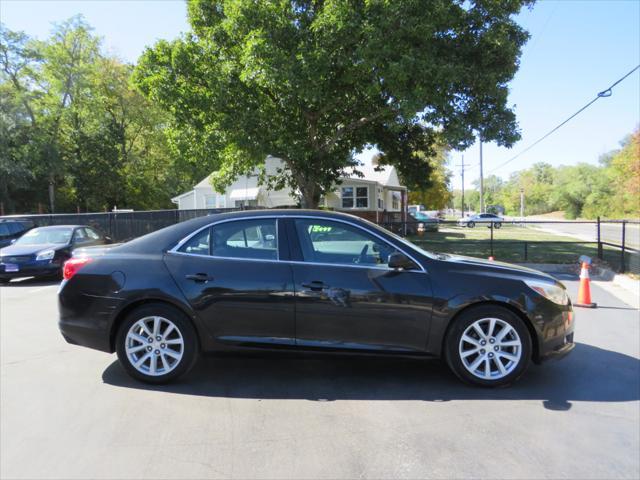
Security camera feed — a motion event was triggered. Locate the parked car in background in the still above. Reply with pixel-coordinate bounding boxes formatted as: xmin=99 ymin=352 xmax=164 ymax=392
xmin=458 ymin=213 xmax=504 ymax=229
xmin=58 ymin=210 xmax=574 ymax=387
xmin=407 ymin=211 xmax=439 ymax=234
xmin=0 ymin=219 xmax=36 ymax=248
xmin=0 ymin=225 xmax=111 ymax=283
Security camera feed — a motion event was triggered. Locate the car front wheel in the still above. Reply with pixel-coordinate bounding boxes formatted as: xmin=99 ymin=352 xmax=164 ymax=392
xmin=445 ymin=305 xmax=532 ymax=387
xmin=116 ymin=304 xmax=198 ymax=384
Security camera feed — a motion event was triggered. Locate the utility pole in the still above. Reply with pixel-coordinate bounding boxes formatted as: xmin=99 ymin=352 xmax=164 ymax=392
xmin=479 ymin=139 xmax=484 ymax=214
xmin=457 ymin=156 xmax=471 ymax=218
xmin=520 ymin=188 xmax=525 ymax=220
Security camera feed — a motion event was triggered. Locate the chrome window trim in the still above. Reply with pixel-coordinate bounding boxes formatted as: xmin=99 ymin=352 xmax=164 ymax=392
xmin=167 ymin=214 xmax=426 ymax=273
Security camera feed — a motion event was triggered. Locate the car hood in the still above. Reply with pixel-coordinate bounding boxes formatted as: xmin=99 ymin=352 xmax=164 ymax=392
xmin=0 ymin=243 xmax=68 ymax=256
xmin=439 ymin=254 xmax=556 ymax=282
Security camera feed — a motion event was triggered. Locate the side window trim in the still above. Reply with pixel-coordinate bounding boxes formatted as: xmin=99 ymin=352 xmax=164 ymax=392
xmin=168 ymin=215 xmax=425 ymax=272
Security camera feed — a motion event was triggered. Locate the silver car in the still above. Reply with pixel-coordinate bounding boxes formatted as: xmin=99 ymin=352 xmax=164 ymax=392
xmin=458 ymin=213 xmax=503 ymax=228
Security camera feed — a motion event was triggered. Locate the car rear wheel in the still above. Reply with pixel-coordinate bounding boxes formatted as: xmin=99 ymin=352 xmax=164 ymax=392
xmin=116 ymin=304 xmax=198 ymax=384
xmin=467 ymin=221 xmax=475 ymax=228
xmin=445 ymin=305 xmax=531 ymax=387
xmin=494 ymin=222 xmax=502 ymax=229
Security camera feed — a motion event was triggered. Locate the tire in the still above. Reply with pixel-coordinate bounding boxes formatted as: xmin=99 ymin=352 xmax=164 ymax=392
xmin=494 ymin=222 xmax=502 ymax=229
xmin=445 ymin=305 xmax=532 ymax=387
xmin=467 ymin=221 xmax=475 ymax=228
xmin=116 ymin=303 xmax=199 ymax=384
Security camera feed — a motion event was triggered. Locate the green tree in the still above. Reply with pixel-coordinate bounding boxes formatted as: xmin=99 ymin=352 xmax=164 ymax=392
xmin=1 ymin=19 xmax=185 ymax=213
xmin=134 ymin=0 xmax=532 ymax=208
xmin=406 ymin=142 xmax=452 ymax=210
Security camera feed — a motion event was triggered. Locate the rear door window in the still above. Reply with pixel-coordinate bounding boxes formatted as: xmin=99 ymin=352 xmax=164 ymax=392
xmin=178 ymin=228 xmax=211 ymax=256
xmin=212 ymin=219 xmax=278 ymax=260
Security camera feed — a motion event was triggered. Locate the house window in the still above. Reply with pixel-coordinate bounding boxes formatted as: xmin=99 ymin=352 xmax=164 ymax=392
xmin=341 ymin=186 xmax=368 ymax=209
xmin=234 ymin=200 xmax=258 ymax=208
xmin=206 ymin=194 xmax=226 ymax=208
xmin=391 ymin=191 xmax=401 ymax=210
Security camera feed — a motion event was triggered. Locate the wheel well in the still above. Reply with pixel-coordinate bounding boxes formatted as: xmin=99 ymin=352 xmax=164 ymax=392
xmin=109 ymin=299 xmax=197 ymax=352
xmin=441 ymin=301 xmax=540 ymax=363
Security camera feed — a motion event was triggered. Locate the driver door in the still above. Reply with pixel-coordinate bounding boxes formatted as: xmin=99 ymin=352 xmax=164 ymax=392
xmin=288 ymin=218 xmax=434 ymax=352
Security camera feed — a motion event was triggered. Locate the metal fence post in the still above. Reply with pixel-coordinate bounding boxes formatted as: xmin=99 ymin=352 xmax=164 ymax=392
xmin=490 ymin=221 xmax=494 ymax=258
xmin=597 ymin=216 xmax=603 ymax=259
xmin=620 ymin=220 xmax=627 ymax=273
xmin=524 ymin=241 xmax=528 ymax=261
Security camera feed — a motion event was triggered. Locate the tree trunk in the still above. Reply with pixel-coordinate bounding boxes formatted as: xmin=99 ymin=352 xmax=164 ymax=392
xmin=299 ymin=182 xmax=321 ymax=209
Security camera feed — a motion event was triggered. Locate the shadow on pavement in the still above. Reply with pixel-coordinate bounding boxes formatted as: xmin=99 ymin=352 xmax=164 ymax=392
xmin=1 ymin=277 xmax=60 ymax=288
xmin=102 ymin=342 xmax=639 ymax=410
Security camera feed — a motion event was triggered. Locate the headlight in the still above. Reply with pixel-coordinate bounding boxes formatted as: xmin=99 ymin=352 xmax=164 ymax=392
xmin=36 ymin=249 xmax=55 ymax=261
xmin=524 ymin=279 xmax=569 ymax=305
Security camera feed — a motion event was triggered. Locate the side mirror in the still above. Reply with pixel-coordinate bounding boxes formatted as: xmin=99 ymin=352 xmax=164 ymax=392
xmin=10 ymin=238 xmax=17 ymax=245
xmin=388 ymin=252 xmax=418 ymax=270
xmin=104 ymin=236 xmax=113 ymax=244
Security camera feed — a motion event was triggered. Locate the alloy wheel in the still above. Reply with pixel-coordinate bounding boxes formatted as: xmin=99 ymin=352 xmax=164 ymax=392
xmin=125 ymin=316 xmax=184 ymax=376
xmin=458 ymin=317 xmax=522 ymax=380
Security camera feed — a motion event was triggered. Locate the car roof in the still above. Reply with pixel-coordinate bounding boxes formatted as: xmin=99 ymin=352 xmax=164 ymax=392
xmin=30 ymin=225 xmax=84 ymax=229
xmin=115 ymin=209 xmax=374 ymax=254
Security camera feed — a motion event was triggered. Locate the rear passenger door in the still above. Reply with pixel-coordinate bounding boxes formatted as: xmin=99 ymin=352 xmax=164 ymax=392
xmin=164 ymin=218 xmax=296 ymax=346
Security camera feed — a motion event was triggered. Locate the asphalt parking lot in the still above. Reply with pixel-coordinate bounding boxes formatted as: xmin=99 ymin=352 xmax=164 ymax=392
xmin=1 ymin=276 xmax=639 ymax=479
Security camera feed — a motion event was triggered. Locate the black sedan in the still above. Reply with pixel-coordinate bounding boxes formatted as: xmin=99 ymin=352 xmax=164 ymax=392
xmin=58 ymin=210 xmax=575 ymax=387
xmin=0 ymin=225 xmax=110 ymax=282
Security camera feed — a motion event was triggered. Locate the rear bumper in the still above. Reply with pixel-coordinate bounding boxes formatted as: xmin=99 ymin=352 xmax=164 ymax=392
xmin=58 ymin=279 xmax=120 ymax=353
xmin=59 ymin=321 xmax=112 ymax=353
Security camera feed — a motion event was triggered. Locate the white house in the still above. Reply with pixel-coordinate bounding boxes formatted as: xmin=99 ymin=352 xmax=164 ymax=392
xmin=171 ymin=156 xmax=407 ymax=214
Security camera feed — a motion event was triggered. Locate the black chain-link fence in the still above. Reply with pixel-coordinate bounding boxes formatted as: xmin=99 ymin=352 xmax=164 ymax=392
xmin=382 ymin=218 xmax=639 ymax=274
xmin=2 ymin=209 xmax=638 ymax=274
xmin=1 ymin=208 xmax=252 ymax=243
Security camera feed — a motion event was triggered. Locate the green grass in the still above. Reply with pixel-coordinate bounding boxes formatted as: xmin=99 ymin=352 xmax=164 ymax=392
xmin=407 ymin=224 xmax=619 ymax=265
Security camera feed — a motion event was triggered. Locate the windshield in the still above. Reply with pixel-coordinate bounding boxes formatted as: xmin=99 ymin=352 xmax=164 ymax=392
xmin=413 ymin=212 xmax=433 ymax=221
xmin=14 ymin=227 xmax=72 ymax=246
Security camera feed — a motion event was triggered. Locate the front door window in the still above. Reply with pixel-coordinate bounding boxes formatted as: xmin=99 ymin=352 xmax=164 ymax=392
xmin=294 ymin=219 xmax=397 ymax=267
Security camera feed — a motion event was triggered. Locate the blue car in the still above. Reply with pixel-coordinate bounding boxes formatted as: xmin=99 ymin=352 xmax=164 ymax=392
xmin=0 ymin=225 xmax=111 ymax=283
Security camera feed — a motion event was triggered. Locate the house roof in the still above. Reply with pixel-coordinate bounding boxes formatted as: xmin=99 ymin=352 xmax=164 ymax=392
xmin=342 ymin=163 xmax=399 ymax=187
xmin=194 ymin=175 xmax=213 ymax=189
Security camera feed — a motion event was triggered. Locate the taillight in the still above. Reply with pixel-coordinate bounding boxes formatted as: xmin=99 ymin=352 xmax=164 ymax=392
xmin=63 ymin=257 xmax=92 ymax=280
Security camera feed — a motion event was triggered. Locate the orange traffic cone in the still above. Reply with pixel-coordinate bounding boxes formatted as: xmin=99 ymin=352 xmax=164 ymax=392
xmin=575 ymin=261 xmax=597 ymax=308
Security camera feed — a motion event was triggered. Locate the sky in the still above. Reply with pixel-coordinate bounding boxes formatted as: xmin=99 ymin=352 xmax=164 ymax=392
xmin=1 ymin=0 xmax=639 ymax=191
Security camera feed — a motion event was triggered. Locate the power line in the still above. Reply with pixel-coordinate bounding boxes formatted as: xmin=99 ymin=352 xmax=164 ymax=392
xmin=485 ymin=64 xmax=640 ymax=175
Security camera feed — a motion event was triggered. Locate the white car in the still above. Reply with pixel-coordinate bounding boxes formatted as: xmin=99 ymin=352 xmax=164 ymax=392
xmin=458 ymin=213 xmax=503 ymax=228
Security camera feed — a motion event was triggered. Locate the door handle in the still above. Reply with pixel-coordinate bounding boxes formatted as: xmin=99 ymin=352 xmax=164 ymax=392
xmin=301 ymin=281 xmax=327 ymax=292
xmin=185 ymin=273 xmax=214 ymax=283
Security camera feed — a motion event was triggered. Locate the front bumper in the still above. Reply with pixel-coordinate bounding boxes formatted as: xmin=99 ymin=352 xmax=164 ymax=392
xmin=534 ymin=304 xmax=575 ymax=363
xmin=0 ymin=261 xmax=61 ymax=279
